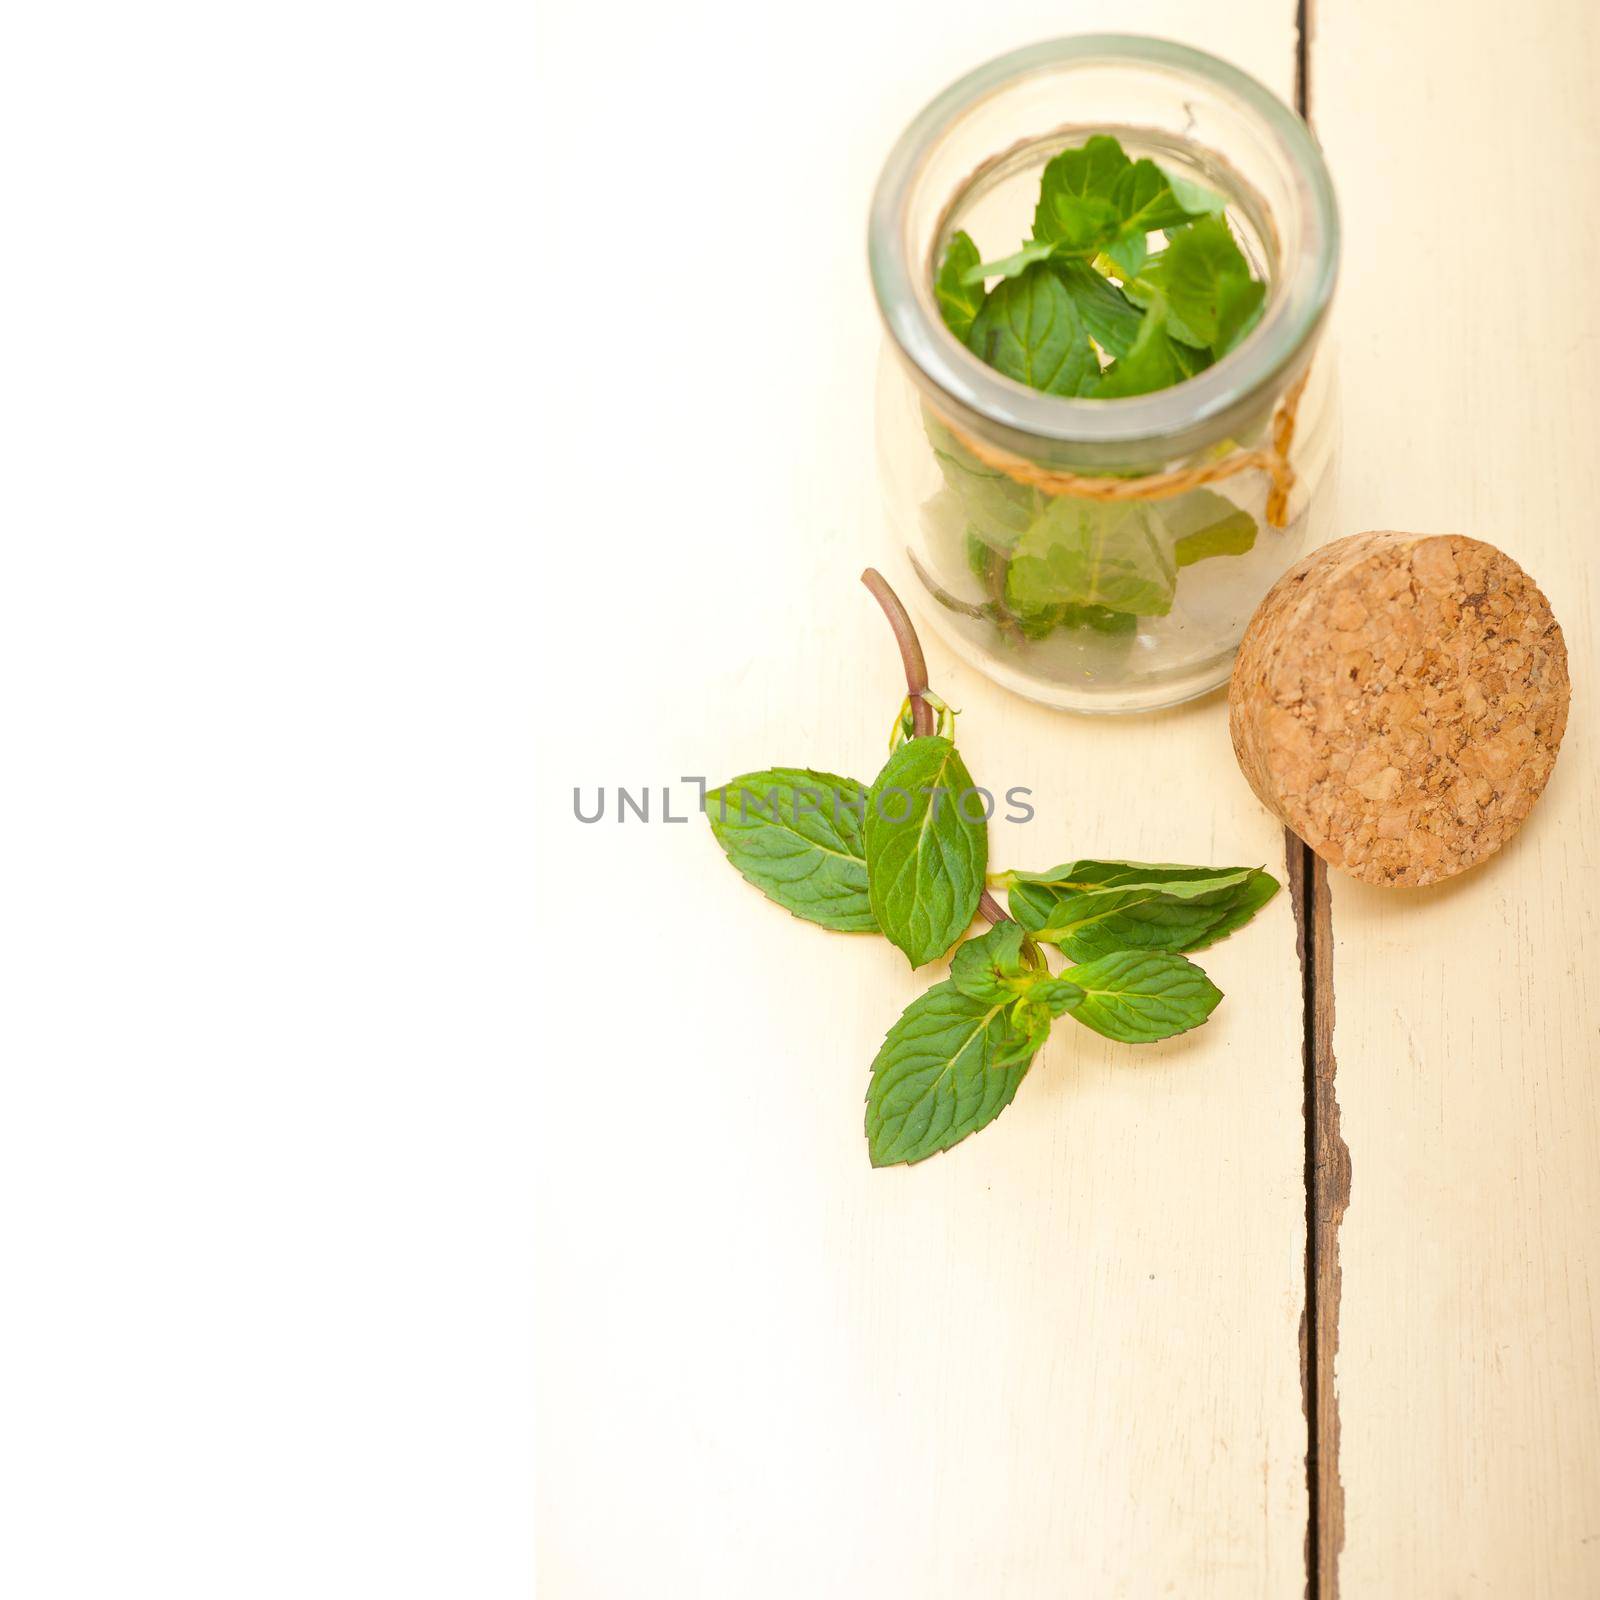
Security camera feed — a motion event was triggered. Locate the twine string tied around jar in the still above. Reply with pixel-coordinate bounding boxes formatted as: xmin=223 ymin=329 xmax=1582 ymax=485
xmin=937 ymin=367 xmax=1311 ymax=530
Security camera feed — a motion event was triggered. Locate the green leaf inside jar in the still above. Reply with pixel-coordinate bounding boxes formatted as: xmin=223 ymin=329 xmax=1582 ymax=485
xmin=926 ymin=133 xmax=1274 ymax=641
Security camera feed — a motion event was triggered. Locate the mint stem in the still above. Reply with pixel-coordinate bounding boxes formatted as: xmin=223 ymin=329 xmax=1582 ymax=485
xmin=979 ymin=889 xmax=1011 ymax=926
xmin=983 ymin=547 xmax=1023 ymax=642
xmin=860 ymin=567 xmax=933 ymax=738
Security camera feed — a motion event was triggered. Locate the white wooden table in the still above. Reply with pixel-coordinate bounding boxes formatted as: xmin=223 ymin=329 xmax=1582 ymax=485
xmin=536 ymin=2 xmax=1600 ymax=1591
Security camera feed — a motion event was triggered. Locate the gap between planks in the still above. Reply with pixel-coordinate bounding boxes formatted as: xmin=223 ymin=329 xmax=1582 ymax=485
xmin=1289 ymin=3 xmax=1348 ymax=1594
xmin=1289 ymin=838 xmax=1349 ymax=1600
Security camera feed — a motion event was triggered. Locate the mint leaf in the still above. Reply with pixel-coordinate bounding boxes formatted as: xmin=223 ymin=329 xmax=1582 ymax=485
xmin=1160 ymin=216 xmax=1260 ymax=354
xmin=1055 ymin=602 xmax=1137 ymax=634
xmin=865 ymin=736 xmax=986 ymax=967
xmin=1021 ymin=973 xmax=1086 ymax=1016
xmin=865 ymin=982 xmax=1033 ymax=1166
xmin=1018 ymin=861 xmax=1254 ymax=905
xmin=964 ymin=475 xmax=1251 ymax=623
xmin=1123 ymin=256 xmax=1207 ymax=349
xmin=965 ymin=527 xmax=1008 ymax=585
xmin=1161 ymin=168 xmax=1227 ymax=217
xmin=966 ymin=264 xmax=1099 ymax=397
xmin=706 ymin=769 xmax=876 ymax=932
xmin=992 ymin=996 xmax=1052 ymax=1068
xmin=1006 ymin=499 xmax=1177 ymax=616
xmin=988 ymin=965 xmax=1089 ymax=1067
xmin=1105 ymin=231 xmax=1148 ymax=282
xmin=1184 ymin=869 xmax=1280 ymax=948
xmin=1106 ymin=159 xmax=1207 ymax=281
xmin=1093 ymin=301 xmax=1189 ymax=399
xmin=1007 ymin=859 xmax=1280 ymax=959
xmin=1051 ymin=259 xmax=1143 ymax=358
xmin=1215 ymin=271 xmax=1267 ymax=356
xmin=1170 ymin=337 xmax=1214 ymax=379
xmin=961 ymin=238 xmax=1056 ymax=287
xmin=964 ymin=523 xmax=1140 ymax=640
xmin=935 ymin=231 xmax=985 ymax=342
xmin=928 ymin=415 xmax=1045 ymax=547
xmin=1039 ymin=194 xmax=1121 ymax=255
xmin=1001 ymin=598 xmax=1139 ymax=639
xmin=949 ymin=920 xmax=1029 ymax=1002
xmin=1112 ymin=158 xmax=1200 ymax=236
xmin=1033 ymin=879 xmax=1249 ymax=963
xmin=1059 ymin=950 xmax=1222 ymax=1043
xmin=1167 ymin=489 xmax=1258 ymax=566
xmin=1034 ymin=136 xmax=1129 ymax=239
xmin=1009 ymin=857 xmax=1262 ymax=914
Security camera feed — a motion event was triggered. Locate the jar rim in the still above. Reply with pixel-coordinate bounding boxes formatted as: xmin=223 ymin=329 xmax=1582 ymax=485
xmin=867 ymin=35 xmax=1340 ymax=448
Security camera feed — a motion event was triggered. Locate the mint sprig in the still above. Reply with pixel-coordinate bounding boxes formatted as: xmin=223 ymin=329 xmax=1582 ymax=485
xmin=704 ymin=570 xmax=1281 ymax=1168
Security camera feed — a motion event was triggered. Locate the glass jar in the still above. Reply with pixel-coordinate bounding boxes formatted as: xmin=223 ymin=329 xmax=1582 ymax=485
xmin=868 ymin=36 xmax=1340 ymax=713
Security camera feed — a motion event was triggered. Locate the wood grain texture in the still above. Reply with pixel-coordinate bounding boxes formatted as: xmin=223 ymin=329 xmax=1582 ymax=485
xmin=1315 ymin=0 xmax=1600 ymax=1589
xmin=533 ymin=4 xmax=1313 ymax=1594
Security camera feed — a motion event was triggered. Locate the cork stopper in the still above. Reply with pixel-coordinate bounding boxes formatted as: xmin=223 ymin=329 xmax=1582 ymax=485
xmin=1228 ymin=532 xmax=1570 ymax=887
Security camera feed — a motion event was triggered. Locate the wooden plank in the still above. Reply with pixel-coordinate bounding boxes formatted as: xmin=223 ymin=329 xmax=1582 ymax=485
xmin=534 ymin=7 xmax=1312 ymax=1593
xmin=1314 ymin=0 xmax=1600 ymax=1589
